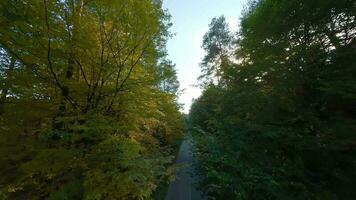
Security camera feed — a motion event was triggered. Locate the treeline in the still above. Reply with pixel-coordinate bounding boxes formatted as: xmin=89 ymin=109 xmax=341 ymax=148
xmin=0 ymin=0 xmax=184 ymax=199
xmin=190 ymin=0 xmax=355 ymax=199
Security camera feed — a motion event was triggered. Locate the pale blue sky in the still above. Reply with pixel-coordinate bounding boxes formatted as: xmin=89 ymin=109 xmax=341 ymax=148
xmin=163 ymin=0 xmax=247 ymax=113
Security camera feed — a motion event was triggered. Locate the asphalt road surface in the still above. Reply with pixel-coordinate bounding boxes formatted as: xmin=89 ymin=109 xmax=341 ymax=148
xmin=165 ymin=140 xmax=205 ymax=200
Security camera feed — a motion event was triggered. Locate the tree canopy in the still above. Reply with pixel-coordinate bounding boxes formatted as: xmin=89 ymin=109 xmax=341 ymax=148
xmin=1 ymin=0 xmax=355 ymax=199
xmin=190 ymin=0 xmax=356 ymax=199
xmin=0 ymin=0 xmax=184 ymax=199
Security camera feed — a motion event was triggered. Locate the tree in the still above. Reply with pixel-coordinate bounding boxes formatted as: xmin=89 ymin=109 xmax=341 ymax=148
xmin=0 ymin=0 xmax=184 ymax=199
xmin=190 ymin=0 xmax=356 ymax=199
xmin=158 ymin=59 xmax=180 ymax=95
xmin=200 ymin=16 xmax=234 ymax=86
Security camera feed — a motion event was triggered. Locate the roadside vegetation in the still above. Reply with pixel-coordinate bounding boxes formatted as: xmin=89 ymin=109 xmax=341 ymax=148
xmin=190 ymin=0 xmax=356 ymax=199
xmin=0 ymin=0 xmax=184 ymax=199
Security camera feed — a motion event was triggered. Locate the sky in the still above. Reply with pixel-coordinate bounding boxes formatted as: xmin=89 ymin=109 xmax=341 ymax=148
xmin=162 ymin=0 xmax=247 ymax=113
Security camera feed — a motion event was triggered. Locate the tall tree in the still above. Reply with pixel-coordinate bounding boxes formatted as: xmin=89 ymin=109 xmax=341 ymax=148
xmin=0 ymin=0 xmax=184 ymax=199
xmin=200 ymin=16 xmax=234 ymax=86
xmin=190 ymin=0 xmax=356 ymax=199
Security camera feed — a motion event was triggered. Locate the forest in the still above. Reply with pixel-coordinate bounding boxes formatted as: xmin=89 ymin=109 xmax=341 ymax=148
xmin=0 ymin=0 xmax=355 ymax=200
xmin=190 ymin=0 xmax=356 ymax=199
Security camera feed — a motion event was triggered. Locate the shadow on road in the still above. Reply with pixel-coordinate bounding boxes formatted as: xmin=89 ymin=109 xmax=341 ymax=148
xmin=165 ymin=141 xmax=206 ymax=200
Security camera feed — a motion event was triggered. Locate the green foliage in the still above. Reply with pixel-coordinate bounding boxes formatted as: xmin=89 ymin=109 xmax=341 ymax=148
xmin=200 ymin=16 xmax=234 ymax=85
xmin=190 ymin=0 xmax=356 ymax=199
xmin=83 ymin=136 xmax=169 ymax=200
xmin=0 ymin=0 xmax=184 ymax=199
xmin=49 ymin=180 xmax=83 ymax=200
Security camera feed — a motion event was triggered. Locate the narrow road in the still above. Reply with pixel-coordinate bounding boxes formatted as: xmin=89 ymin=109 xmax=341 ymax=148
xmin=165 ymin=140 xmax=205 ymax=200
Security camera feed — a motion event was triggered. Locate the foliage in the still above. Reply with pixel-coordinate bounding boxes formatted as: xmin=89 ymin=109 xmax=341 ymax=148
xmin=200 ymin=16 xmax=234 ymax=86
xmin=190 ymin=0 xmax=356 ymax=199
xmin=0 ymin=0 xmax=184 ymax=199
